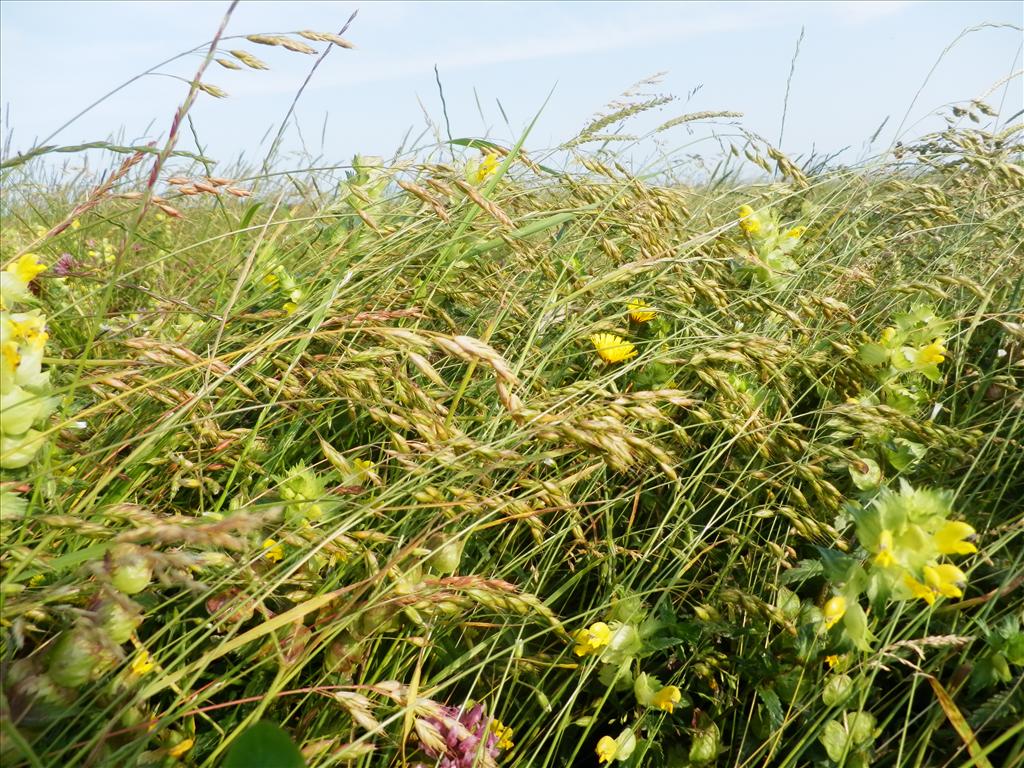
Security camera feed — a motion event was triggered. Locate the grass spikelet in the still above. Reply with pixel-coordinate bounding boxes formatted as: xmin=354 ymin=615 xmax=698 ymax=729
xmin=298 ymin=30 xmax=356 ymax=48
xmin=229 ymin=49 xmax=270 ymax=69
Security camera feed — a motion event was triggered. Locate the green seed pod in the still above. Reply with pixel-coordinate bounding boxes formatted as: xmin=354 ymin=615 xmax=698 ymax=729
xmin=96 ymin=596 xmax=143 ymax=645
xmin=108 ymin=544 xmax=152 ymax=596
xmin=426 ymin=533 xmax=463 ymax=574
xmin=48 ymin=627 xmax=100 ymax=688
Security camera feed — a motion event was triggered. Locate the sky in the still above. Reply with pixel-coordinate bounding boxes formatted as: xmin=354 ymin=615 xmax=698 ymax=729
xmin=1 ymin=1 xmax=1021 ymax=176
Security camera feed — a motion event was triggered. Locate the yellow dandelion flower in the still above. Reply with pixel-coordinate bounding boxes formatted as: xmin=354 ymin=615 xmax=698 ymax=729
xmin=590 ymin=333 xmax=637 ymax=364
xmin=823 ymin=596 xmax=846 ymax=630
xmin=923 ymin=563 xmax=965 ymax=599
xmin=917 ymin=339 xmax=946 ymax=366
xmin=6 ymin=253 xmax=47 ymax=284
xmin=627 ymin=299 xmax=656 ymax=323
xmin=491 ymin=719 xmax=515 ymax=750
xmin=572 ymin=621 xmax=612 ymax=656
xmin=130 ymin=650 xmax=155 ymax=676
xmin=738 ymin=204 xmax=762 ymax=236
xmin=933 ymin=520 xmax=977 ymax=555
xmin=168 ymin=738 xmax=194 ymax=759
xmin=262 ymin=538 xmax=284 ymax=563
xmin=651 ymin=685 xmax=682 ymax=713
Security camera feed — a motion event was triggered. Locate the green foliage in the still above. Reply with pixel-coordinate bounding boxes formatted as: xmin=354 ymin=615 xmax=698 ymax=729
xmin=1 ymin=58 xmax=1022 ymax=768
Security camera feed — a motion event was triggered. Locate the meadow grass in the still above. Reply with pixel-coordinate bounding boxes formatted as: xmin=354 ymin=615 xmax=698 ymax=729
xmin=1 ymin=20 xmax=1023 ymax=768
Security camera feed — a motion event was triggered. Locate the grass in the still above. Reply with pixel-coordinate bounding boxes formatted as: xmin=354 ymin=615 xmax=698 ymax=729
xmin=1 ymin=18 xmax=1023 ymax=768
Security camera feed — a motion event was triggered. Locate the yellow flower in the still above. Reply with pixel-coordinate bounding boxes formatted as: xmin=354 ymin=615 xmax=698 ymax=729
xmin=262 ymin=273 xmax=280 ymax=287
xmin=71 ymin=219 xmax=81 ymax=230
xmin=596 ymin=736 xmax=618 ymax=764
xmin=130 ymin=650 xmax=155 ymax=676
xmin=262 ymin=538 xmax=284 ymax=563
xmin=738 ymin=204 xmax=762 ymax=236
xmin=596 ymin=730 xmax=636 ymax=764
xmin=904 ymin=573 xmax=936 ymax=605
xmin=283 ymin=302 xmax=299 ymax=315
xmin=6 ymin=254 xmax=47 ymax=284
xmin=874 ymin=529 xmax=896 ymax=567
xmin=879 ymin=326 xmax=897 ymax=345
xmin=168 ymin=738 xmax=194 ymax=759
xmin=590 ymin=333 xmax=637 ymax=364
xmin=933 ymin=520 xmax=977 ymax=555
xmin=627 ymin=299 xmax=656 ymax=323
xmin=473 ymin=153 xmax=501 ymax=184
xmin=651 ymin=685 xmax=682 ymax=713
xmin=823 ymin=596 xmax=846 ymax=630
xmin=923 ymin=563 xmax=965 ymax=599
xmin=785 ymin=225 xmax=806 ymax=239
xmin=491 ymin=719 xmax=514 ymax=750
xmin=572 ymin=621 xmax=612 ymax=656
xmin=825 ymin=654 xmax=841 ymax=670
xmin=917 ymin=339 xmax=946 ymax=366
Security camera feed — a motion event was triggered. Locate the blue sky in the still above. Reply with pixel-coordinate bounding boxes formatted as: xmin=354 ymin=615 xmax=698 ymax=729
xmin=1 ymin=1 xmax=1021 ymax=174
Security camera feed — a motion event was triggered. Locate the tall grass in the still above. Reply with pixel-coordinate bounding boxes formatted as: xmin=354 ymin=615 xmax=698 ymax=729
xmin=1 ymin=17 xmax=1022 ymax=768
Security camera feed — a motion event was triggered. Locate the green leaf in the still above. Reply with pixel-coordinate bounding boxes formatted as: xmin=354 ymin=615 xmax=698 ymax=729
xmin=224 ymin=722 xmax=305 ymax=768
xmin=757 ymin=686 xmax=784 ymax=731
xmin=857 ymin=342 xmax=889 ymax=366
xmin=849 ymin=457 xmax=882 ymax=491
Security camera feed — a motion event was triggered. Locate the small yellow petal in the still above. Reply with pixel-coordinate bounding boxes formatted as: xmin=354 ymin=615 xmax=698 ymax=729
xmin=933 ymin=520 xmax=977 ymax=555
xmin=596 ymin=735 xmax=618 ymax=764
xmin=262 ymin=538 xmax=284 ymax=563
xmin=168 ymin=738 xmax=194 ymax=759
xmin=627 ymin=299 xmax=656 ymax=323
xmin=651 ymin=685 xmax=682 ymax=713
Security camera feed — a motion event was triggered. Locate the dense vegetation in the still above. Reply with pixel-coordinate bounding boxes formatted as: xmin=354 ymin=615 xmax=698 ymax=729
xmin=1 ymin=23 xmax=1023 ymax=768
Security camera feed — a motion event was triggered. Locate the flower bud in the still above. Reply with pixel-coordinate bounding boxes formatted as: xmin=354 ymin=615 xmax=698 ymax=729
xmin=425 ymin=533 xmax=463 ymax=574
xmin=96 ymin=596 xmax=143 ymax=644
xmin=47 ymin=627 xmax=101 ymax=688
xmin=107 ymin=544 xmax=152 ymax=595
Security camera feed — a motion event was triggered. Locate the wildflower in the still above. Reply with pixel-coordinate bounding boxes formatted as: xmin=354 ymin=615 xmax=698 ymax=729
xmin=737 ymin=204 xmax=762 ymax=236
xmin=596 ymin=729 xmax=637 ymax=764
xmin=2 ymin=254 xmax=47 ymax=305
xmin=6 ymin=254 xmax=47 ymax=284
xmin=262 ymin=538 xmax=284 ymax=563
xmin=823 ymin=596 xmax=846 ymax=630
xmin=651 ymin=685 xmax=682 ymax=713
xmin=490 ymin=719 xmax=514 ymax=750
xmin=933 ymin=520 xmax=977 ymax=555
xmin=916 ymin=339 xmax=946 ymax=366
xmin=472 ymin=153 xmax=501 ymax=184
xmin=874 ymin=529 xmax=896 ymax=567
xmin=590 ymin=333 xmax=637 ymax=364
xmin=573 ymin=621 xmax=612 ymax=656
xmin=922 ymin=563 xmax=965 ymax=599
xmin=71 ymin=219 xmax=81 ymax=230
xmin=785 ymin=225 xmax=806 ymax=239
xmin=421 ymin=702 xmax=510 ymax=767
xmin=168 ymin=739 xmax=194 ymax=759
xmin=53 ymin=253 xmax=77 ymax=277
xmin=130 ymin=650 xmax=155 ymax=676
xmin=825 ymin=654 xmax=841 ymax=670
xmin=627 ymin=299 xmax=656 ymax=323
xmin=903 ymin=573 xmax=936 ymax=605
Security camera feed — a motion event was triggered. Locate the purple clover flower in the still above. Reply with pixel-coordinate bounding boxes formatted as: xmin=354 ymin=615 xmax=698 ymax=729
xmin=421 ymin=702 xmax=502 ymax=768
